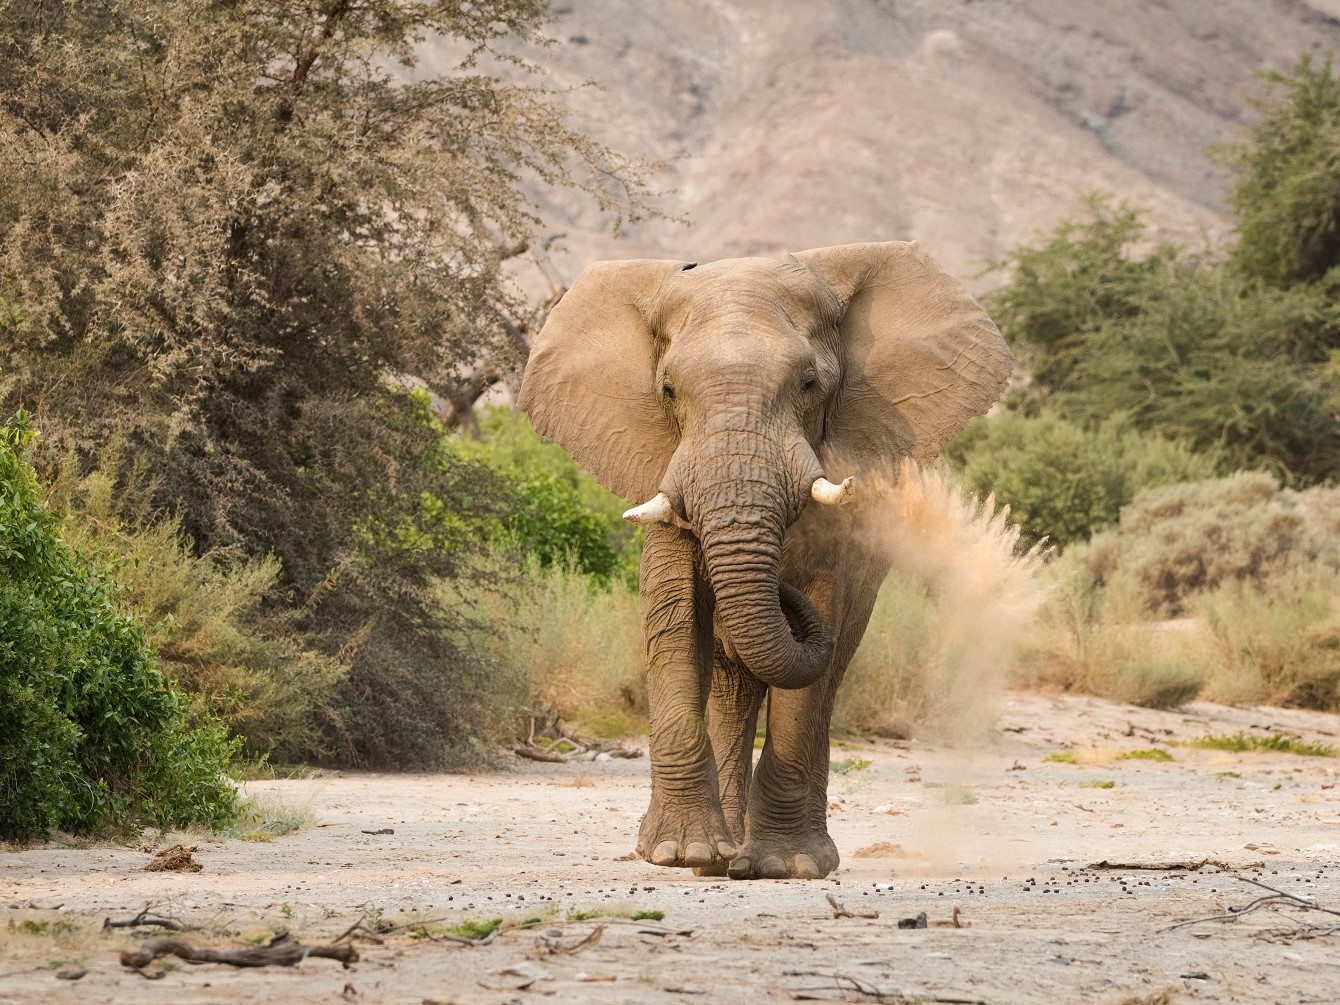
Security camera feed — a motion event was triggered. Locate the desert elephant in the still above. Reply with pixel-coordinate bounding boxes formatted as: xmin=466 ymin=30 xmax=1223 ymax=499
xmin=517 ymin=243 xmax=1011 ymax=879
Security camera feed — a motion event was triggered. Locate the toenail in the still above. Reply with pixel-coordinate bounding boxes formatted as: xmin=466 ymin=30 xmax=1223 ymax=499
xmin=792 ymin=853 xmax=821 ymax=879
xmin=683 ymin=841 xmax=713 ymax=866
xmin=651 ymin=840 xmax=679 ymax=866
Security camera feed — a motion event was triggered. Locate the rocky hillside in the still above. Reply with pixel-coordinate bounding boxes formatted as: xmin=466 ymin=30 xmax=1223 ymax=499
xmin=424 ymin=0 xmax=1340 ymax=289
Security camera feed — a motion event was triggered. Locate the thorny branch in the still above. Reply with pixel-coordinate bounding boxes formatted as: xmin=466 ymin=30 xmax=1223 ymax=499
xmin=1161 ymin=874 xmax=1340 ymax=934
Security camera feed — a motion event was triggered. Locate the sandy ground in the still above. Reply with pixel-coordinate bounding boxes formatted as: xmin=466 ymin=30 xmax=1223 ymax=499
xmin=4 ymin=692 xmax=1340 ymax=1005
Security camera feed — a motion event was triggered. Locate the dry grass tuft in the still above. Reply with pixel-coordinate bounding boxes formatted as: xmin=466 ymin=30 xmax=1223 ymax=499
xmin=455 ymin=555 xmax=645 ymax=739
xmin=1021 ymin=475 xmax=1340 ymax=712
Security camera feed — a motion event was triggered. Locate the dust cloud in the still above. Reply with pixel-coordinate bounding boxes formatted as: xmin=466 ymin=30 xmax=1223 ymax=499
xmin=841 ymin=460 xmax=1047 ymax=745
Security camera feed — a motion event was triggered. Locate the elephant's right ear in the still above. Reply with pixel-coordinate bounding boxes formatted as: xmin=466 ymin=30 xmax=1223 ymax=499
xmin=518 ymin=259 xmax=691 ymax=504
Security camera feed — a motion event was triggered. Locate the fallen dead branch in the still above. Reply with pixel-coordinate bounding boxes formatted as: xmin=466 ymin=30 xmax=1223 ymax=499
xmin=826 ymin=893 xmax=879 ymax=920
xmin=784 ymin=969 xmax=988 ymax=1003
xmin=416 ymin=928 xmax=500 ymax=947
xmin=514 ymin=742 xmax=642 ymax=763
xmin=119 ymin=931 xmax=358 ymax=969
xmin=1161 ymin=874 xmax=1340 ymax=934
xmin=515 ymin=745 xmax=576 ymax=763
xmin=1087 ymin=858 xmax=1261 ymax=872
xmin=103 ymin=908 xmax=192 ymax=932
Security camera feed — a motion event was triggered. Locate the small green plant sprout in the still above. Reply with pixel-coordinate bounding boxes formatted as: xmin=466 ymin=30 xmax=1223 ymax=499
xmin=1118 ymin=748 xmax=1174 ymax=762
xmin=830 ymin=757 xmax=872 ymax=775
xmin=447 ymin=917 xmax=503 ymax=940
xmin=565 ymin=909 xmax=600 ymax=922
xmin=15 ymin=920 xmax=78 ymax=937
xmin=1216 ymin=771 xmax=1242 ymax=778
xmin=630 ymin=910 xmax=664 ymax=921
xmin=1079 ymin=780 xmax=1116 ymax=789
xmin=1185 ymin=733 xmax=1337 ymax=757
xmin=408 ymin=922 xmax=451 ymax=941
xmin=1043 ymin=751 xmax=1078 ymax=764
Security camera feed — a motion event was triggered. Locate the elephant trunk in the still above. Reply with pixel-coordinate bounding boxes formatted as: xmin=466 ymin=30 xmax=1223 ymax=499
xmin=688 ymin=435 xmax=834 ymax=690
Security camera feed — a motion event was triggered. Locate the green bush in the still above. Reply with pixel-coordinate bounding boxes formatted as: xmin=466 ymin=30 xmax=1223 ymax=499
xmin=986 ymin=196 xmax=1340 ymax=484
xmin=948 ymin=410 xmax=1219 ymax=549
xmin=1222 ymin=54 xmax=1340 ymax=289
xmin=454 ymin=407 xmax=642 ymax=585
xmin=0 ymin=412 xmax=238 ymax=841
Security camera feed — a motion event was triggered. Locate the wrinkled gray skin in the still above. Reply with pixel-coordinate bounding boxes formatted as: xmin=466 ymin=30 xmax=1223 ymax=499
xmin=518 ymin=243 xmax=1011 ymax=879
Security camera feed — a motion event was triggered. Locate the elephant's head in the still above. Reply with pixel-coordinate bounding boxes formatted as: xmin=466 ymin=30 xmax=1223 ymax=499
xmin=517 ymin=242 xmax=1011 ymax=690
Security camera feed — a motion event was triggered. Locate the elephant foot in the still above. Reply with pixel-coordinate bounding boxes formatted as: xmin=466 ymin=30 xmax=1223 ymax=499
xmin=727 ymin=830 xmax=839 ymax=880
xmin=637 ymin=799 xmax=737 ymax=870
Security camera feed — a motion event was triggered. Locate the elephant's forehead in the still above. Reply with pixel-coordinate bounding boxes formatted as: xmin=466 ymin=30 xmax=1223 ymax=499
xmin=658 ymin=258 xmax=829 ymax=325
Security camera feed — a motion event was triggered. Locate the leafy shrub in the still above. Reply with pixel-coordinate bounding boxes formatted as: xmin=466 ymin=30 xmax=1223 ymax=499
xmin=949 ymin=410 xmax=1218 ymax=549
xmin=453 ymin=408 xmax=642 ymax=585
xmin=986 ymin=197 xmax=1340 ymax=484
xmin=0 ymin=412 xmax=238 ymax=840
xmin=1081 ymin=473 xmax=1340 ymax=616
xmin=1222 ymin=54 xmax=1340 ymax=289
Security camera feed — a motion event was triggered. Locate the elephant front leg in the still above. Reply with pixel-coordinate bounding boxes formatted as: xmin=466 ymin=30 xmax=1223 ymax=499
xmin=727 ymin=679 xmax=841 ymax=880
xmin=636 ymin=526 xmax=737 ymax=870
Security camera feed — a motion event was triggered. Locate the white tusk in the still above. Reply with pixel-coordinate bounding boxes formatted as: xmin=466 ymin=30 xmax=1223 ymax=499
xmin=811 ymin=475 xmax=856 ymax=506
xmin=623 ymin=492 xmax=675 ymax=525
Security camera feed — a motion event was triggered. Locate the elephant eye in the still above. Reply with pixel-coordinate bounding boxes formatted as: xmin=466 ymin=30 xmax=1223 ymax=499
xmin=661 ymin=382 xmax=676 ymax=400
xmin=802 ymin=372 xmax=818 ymax=391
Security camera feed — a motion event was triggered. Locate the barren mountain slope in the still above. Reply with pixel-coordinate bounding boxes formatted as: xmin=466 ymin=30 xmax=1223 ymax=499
xmin=425 ymin=0 xmax=1340 ymax=286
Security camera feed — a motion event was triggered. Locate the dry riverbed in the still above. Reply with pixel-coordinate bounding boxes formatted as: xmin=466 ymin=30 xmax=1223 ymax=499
xmin=4 ymin=692 xmax=1340 ymax=1004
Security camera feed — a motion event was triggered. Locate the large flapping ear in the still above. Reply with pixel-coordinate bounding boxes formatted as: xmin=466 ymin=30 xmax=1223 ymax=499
xmin=794 ymin=242 xmax=1012 ymax=469
xmin=517 ymin=259 xmax=692 ymax=503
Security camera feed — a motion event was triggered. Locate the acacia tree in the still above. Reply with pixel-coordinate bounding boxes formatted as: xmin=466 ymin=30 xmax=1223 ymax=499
xmin=0 ymin=0 xmax=655 ymax=767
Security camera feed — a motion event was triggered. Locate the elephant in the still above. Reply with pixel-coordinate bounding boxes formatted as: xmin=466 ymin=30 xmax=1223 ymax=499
xmin=517 ymin=242 xmax=1011 ymax=879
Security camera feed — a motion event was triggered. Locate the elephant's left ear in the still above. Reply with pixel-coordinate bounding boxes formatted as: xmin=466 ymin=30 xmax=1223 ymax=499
xmin=795 ymin=242 xmax=1012 ymax=467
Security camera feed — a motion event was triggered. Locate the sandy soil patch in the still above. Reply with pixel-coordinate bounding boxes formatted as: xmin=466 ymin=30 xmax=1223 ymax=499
xmin=4 ymin=692 xmax=1340 ymax=1004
